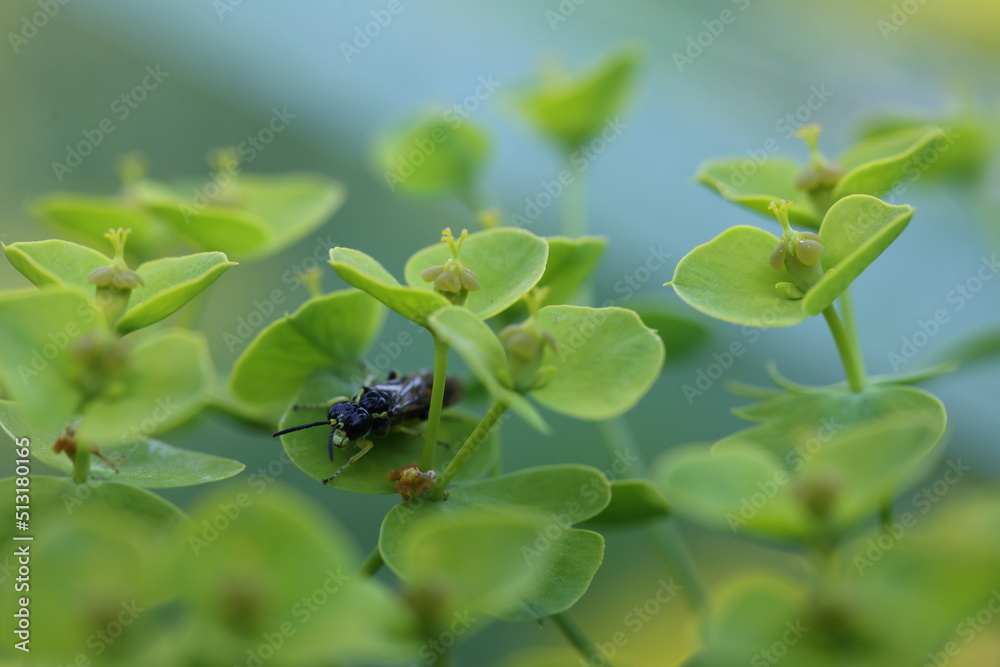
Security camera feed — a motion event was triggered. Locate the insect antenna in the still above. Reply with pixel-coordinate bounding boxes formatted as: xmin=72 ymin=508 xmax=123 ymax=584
xmin=272 ymin=421 xmax=329 ymax=437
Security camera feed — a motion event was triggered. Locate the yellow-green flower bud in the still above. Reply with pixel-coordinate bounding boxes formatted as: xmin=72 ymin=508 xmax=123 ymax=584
xmin=775 ymin=282 xmax=805 ymax=300
xmin=87 ymin=228 xmax=144 ymax=326
xmin=420 ymin=228 xmax=480 ymax=306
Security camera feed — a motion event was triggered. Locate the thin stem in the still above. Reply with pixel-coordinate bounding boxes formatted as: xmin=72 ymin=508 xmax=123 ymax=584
xmin=72 ymin=446 xmax=91 ymax=484
xmin=420 ymin=335 xmax=451 ymax=472
xmin=879 ymin=499 xmax=894 ymax=533
xmin=597 ymin=416 xmax=647 ymax=477
xmin=430 ymin=400 xmax=508 ymax=499
xmin=561 ymin=155 xmax=587 ymax=238
xmin=822 ymin=305 xmax=866 ymax=392
xmin=839 ymin=288 xmax=864 ymax=372
xmin=358 ymin=546 xmax=384 ymax=579
xmin=551 ymin=611 xmax=607 ymax=666
xmin=647 ymin=523 xmax=710 ymax=633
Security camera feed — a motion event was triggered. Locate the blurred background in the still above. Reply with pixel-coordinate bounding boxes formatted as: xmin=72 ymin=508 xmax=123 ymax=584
xmin=1 ymin=0 xmax=998 ymax=664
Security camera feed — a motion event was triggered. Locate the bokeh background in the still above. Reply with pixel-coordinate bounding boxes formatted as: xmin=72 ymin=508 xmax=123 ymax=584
xmin=1 ymin=1 xmax=998 ymax=664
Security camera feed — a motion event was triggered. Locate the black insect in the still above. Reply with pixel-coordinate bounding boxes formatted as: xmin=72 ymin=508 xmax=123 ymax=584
xmin=272 ymin=371 xmax=463 ymax=484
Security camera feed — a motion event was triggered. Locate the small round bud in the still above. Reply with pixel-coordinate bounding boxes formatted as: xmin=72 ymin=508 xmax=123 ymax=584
xmin=794 ymin=239 xmax=825 ymax=266
xmin=458 ymin=268 xmax=480 ymax=292
xmin=769 ymin=243 xmax=786 ymax=271
xmin=420 ymin=265 xmax=445 ymax=282
xmin=434 ymin=270 xmax=462 ymax=293
xmin=775 ymin=282 xmax=804 ymax=300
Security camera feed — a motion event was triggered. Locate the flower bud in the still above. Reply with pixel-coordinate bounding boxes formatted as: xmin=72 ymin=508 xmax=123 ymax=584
xmin=794 ymin=239 xmax=825 ymax=266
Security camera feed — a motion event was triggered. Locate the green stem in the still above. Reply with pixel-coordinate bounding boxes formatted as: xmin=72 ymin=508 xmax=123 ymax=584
xmin=879 ymin=499 xmax=894 ymax=533
xmin=72 ymin=446 xmax=91 ymax=484
xmin=647 ymin=523 xmax=710 ymax=632
xmin=551 ymin=611 xmax=607 ymax=666
xmin=561 ymin=155 xmax=587 ymax=237
xmin=358 ymin=546 xmax=384 ymax=579
xmin=420 ymin=335 xmax=451 ymax=472
xmin=822 ymin=305 xmax=866 ymax=392
xmin=597 ymin=417 xmax=647 ymax=477
xmin=430 ymin=400 xmax=508 ymax=499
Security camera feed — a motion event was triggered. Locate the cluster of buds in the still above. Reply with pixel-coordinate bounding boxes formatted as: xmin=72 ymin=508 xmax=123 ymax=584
xmin=499 ymin=287 xmax=558 ymax=392
xmin=88 ymin=228 xmax=145 ymax=325
xmin=793 ymin=124 xmax=845 ymax=214
xmin=387 ymin=463 xmax=437 ymax=501
xmin=768 ymin=201 xmax=825 ymax=300
xmin=420 ymin=228 xmax=480 ymax=305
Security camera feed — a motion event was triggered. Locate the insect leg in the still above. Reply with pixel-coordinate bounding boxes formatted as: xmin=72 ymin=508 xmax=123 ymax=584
xmin=322 ymin=439 xmax=374 ymax=484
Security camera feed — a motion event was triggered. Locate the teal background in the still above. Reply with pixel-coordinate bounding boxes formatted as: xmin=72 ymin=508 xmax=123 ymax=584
xmin=1 ymin=1 xmax=998 ymax=663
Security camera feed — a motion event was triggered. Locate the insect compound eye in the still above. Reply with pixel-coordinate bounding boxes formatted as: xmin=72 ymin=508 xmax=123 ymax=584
xmin=358 ymin=389 xmax=392 ymax=416
xmin=328 ymin=402 xmax=372 ymax=441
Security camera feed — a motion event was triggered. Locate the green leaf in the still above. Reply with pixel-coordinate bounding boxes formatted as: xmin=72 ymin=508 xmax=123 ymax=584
xmin=428 ymin=306 xmax=547 ymax=432
xmin=149 ymin=201 xmax=270 ymax=256
xmin=0 ymin=501 xmax=179 ymax=664
xmin=330 ymin=247 xmax=449 ymax=328
xmin=535 ymin=235 xmax=606 ymax=306
xmin=515 ymin=49 xmax=640 ymax=151
xmin=178 ymin=485 xmax=419 ymax=663
xmin=833 ymin=125 xmax=947 ymax=199
xmin=146 ymin=173 xmax=345 ymax=260
xmin=404 ymin=227 xmax=549 ymax=320
xmin=376 ymin=114 xmax=491 ymax=197
xmin=0 ymin=475 xmax=184 ymax=546
xmin=278 ymin=370 xmax=498 ymax=494
xmin=228 ymin=289 xmax=385 ymax=419
xmin=28 ymin=438 xmax=245 ymax=488
xmin=530 ymin=306 xmax=665 ymax=419
xmin=116 ymin=252 xmax=237 ymax=334
xmin=721 ymin=384 xmax=946 ymax=461
xmin=669 ymin=226 xmax=807 ymax=327
xmin=236 ymin=173 xmax=346 ymax=252
xmin=802 ymin=195 xmax=914 ymax=315
xmin=2 ymin=239 xmax=109 ymax=290
xmin=858 ymin=115 xmax=994 ymax=183
xmin=396 ymin=508 xmax=557 ymax=616
xmin=32 ymin=193 xmax=172 ymax=261
xmin=78 ymin=329 xmax=215 ymax=447
xmin=696 ymin=157 xmax=820 ymax=228
xmin=631 ymin=301 xmax=711 ymax=360
xmin=581 ymin=479 xmax=670 ymax=527
xmin=380 ymin=465 xmax=611 ymax=619
xmin=945 ymin=328 xmax=1000 ymax=366
xmin=655 ymin=443 xmax=810 ymax=539
xmin=0 ymin=288 xmax=103 ymax=436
